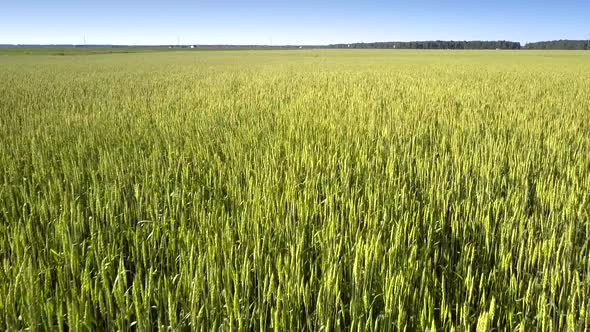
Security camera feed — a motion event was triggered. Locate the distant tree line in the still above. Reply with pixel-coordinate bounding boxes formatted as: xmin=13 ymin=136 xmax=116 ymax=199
xmin=329 ymin=40 xmax=590 ymax=50
xmin=329 ymin=41 xmax=522 ymax=49
xmin=3 ymin=40 xmax=589 ymax=50
xmin=524 ymin=40 xmax=590 ymax=50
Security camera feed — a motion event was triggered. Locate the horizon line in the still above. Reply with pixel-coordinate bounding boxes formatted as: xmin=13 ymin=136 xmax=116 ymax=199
xmin=2 ymin=38 xmax=590 ymax=48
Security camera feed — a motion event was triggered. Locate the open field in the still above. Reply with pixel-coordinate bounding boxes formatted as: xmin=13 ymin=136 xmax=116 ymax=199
xmin=1 ymin=49 xmax=589 ymax=330
xmin=0 ymin=47 xmax=175 ymax=56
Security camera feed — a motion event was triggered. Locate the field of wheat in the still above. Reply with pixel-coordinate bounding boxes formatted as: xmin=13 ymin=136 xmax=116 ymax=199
xmin=1 ymin=49 xmax=589 ymax=331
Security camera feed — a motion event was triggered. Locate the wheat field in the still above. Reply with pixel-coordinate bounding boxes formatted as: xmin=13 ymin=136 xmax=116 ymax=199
xmin=1 ymin=49 xmax=589 ymax=331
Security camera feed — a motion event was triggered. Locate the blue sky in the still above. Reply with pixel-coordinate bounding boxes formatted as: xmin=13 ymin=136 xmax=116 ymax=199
xmin=1 ymin=1 xmax=588 ymax=45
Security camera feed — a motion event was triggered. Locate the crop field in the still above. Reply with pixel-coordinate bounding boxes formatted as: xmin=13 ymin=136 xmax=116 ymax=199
xmin=1 ymin=49 xmax=589 ymax=331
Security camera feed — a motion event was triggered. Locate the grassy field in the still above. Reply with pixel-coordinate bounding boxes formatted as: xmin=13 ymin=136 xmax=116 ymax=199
xmin=1 ymin=49 xmax=589 ymax=331
xmin=0 ymin=47 xmax=174 ymax=56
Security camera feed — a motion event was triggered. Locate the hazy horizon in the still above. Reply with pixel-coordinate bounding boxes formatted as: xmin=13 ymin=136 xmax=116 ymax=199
xmin=1 ymin=38 xmax=587 ymax=47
